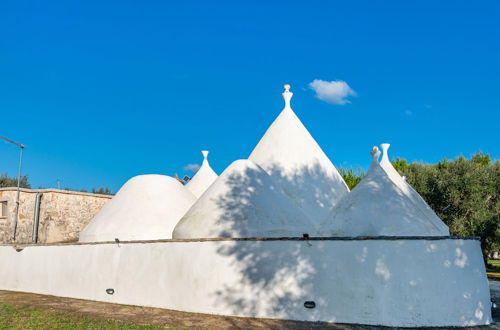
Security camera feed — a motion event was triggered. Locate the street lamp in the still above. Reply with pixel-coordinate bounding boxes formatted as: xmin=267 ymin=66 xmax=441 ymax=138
xmin=0 ymin=135 xmax=25 ymax=241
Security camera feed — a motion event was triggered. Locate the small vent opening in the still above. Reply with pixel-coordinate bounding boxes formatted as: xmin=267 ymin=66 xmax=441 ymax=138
xmin=304 ymin=301 xmax=315 ymax=309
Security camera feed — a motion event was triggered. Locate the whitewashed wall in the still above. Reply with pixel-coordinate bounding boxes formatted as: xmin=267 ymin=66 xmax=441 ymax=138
xmin=0 ymin=238 xmax=492 ymax=327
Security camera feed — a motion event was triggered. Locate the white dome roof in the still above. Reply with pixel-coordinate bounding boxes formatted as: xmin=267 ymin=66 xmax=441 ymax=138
xmin=318 ymin=147 xmax=448 ymax=237
xmin=379 ymin=143 xmax=449 ymax=234
xmin=172 ymin=159 xmax=314 ymax=239
xmin=248 ymin=85 xmax=349 ymax=223
xmin=186 ymin=150 xmax=218 ymax=198
xmin=79 ymin=174 xmax=196 ymax=242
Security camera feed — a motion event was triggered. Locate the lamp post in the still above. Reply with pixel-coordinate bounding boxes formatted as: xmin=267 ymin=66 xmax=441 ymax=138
xmin=0 ymin=135 xmax=25 ymax=241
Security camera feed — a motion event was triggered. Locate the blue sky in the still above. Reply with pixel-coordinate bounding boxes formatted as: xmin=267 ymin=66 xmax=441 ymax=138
xmin=1 ymin=1 xmax=499 ymax=192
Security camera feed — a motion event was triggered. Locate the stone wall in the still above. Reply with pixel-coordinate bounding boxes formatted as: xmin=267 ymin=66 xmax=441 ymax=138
xmin=0 ymin=188 xmax=112 ymax=244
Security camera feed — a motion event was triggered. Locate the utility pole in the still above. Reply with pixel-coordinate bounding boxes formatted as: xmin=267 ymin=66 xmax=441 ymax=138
xmin=0 ymin=135 xmax=25 ymax=241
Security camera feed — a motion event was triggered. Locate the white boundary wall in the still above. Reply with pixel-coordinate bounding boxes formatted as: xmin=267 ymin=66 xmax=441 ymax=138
xmin=0 ymin=238 xmax=492 ymax=327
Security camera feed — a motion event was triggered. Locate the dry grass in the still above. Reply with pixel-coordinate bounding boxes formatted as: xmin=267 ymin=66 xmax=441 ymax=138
xmin=0 ymin=303 xmax=168 ymax=329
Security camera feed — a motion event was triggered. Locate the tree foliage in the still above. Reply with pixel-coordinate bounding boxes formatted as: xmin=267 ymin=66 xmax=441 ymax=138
xmin=394 ymin=152 xmax=499 ymax=259
xmin=91 ymin=187 xmax=113 ymax=195
xmin=338 ymin=167 xmax=365 ymax=190
xmin=66 ymin=187 xmax=113 ymax=195
xmin=0 ymin=173 xmax=30 ymax=188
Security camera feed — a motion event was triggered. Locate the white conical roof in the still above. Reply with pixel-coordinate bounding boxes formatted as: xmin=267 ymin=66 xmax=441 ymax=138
xmin=318 ymin=147 xmax=447 ymax=237
xmin=379 ymin=143 xmax=449 ymax=234
xmin=79 ymin=174 xmax=196 ymax=242
xmin=172 ymin=159 xmax=315 ymax=239
xmin=248 ymin=84 xmax=349 ymax=223
xmin=186 ymin=150 xmax=218 ymax=198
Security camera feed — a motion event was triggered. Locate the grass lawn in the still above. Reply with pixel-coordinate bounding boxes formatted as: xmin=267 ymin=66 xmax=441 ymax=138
xmin=487 ymin=259 xmax=500 ymax=278
xmin=0 ymin=303 xmax=168 ymax=329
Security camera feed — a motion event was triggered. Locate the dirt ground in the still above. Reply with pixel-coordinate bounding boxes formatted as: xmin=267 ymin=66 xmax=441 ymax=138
xmin=0 ymin=289 xmax=497 ymax=329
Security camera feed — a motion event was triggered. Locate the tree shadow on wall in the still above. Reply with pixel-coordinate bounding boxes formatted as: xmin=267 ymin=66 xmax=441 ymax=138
xmin=206 ymin=162 xmax=491 ymax=327
xmin=209 ymin=163 xmax=322 ymax=324
xmin=213 ymin=240 xmax=490 ymax=327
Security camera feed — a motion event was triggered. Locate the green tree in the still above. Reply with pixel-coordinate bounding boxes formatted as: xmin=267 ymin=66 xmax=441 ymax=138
xmin=391 ymin=157 xmax=410 ymax=172
xmin=339 ymin=167 xmax=365 ymax=190
xmin=91 ymin=187 xmax=113 ymax=195
xmin=394 ymin=152 xmax=500 ymax=260
xmin=0 ymin=173 xmax=30 ymax=188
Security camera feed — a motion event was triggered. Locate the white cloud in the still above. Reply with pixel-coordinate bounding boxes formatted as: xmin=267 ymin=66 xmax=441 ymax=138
xmin=183 ymin=163 xmax=200 ymax=172
xmin=309 ymin=79 xmax=356 ymax=105
xmin=405 ymin=109 xmax=413 ymax=116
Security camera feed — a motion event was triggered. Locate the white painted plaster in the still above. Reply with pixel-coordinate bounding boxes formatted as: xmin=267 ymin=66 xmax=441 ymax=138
xmin=186 ymin=150 xmax=218 ymax=198
xmin=173 ymin=159 xmax=314 ymax=238
xmin=319 ymin=147 xmax=447 ymax=237
xmin=379 ymin=143 xmax=449 ymax=234
xmin=79 ymin=175 xmax=196 ymax=242
xmin=248 ymin=85 xmax=348 ymax=224
xmin=0 ymin=238 xmax=491 ymax=327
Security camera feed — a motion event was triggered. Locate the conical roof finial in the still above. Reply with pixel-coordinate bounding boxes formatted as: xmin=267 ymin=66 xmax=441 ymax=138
xmin=282 ymin=84 xmax=293 ymax=109
xmin=370 ymin=146 xmax=381 ymax=164
xmin=201 ymin=150 xmax=209 ymax=164
xmin=380 ymin=143 xmax=390 ymax=163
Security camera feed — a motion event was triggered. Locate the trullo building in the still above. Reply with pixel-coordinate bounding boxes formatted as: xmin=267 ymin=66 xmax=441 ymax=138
xmin=318 ymin=145 xmax=449 ymax=237
xmin=173 ymin=159 xmax=314 ymax=238
xmin=79 ymin=174 xmax=196 ymax=242
xmin=185 ymin=150 xmax=218 ymax=198
xmin=249 ymin=85 xmax=348 ymax=223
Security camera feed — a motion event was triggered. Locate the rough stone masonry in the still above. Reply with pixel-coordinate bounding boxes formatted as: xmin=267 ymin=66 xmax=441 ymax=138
xmin=0 ymin=188 xmax=111 ymax=244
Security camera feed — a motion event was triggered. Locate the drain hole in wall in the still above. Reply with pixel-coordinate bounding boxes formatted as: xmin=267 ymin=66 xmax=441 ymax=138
xmin=303 ymin=234 xmax=309 ymax=239
xmin=304 ymin=301 xmax=315 ymax=309
xmin=106 ymin=288 xmax=115 ymax=295
xmin=15 ymin=248 xmax=24 ymax=252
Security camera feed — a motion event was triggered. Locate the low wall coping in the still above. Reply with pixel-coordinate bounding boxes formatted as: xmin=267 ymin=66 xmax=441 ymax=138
xmin=2 ymin=236 xmax=481 ymax=249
